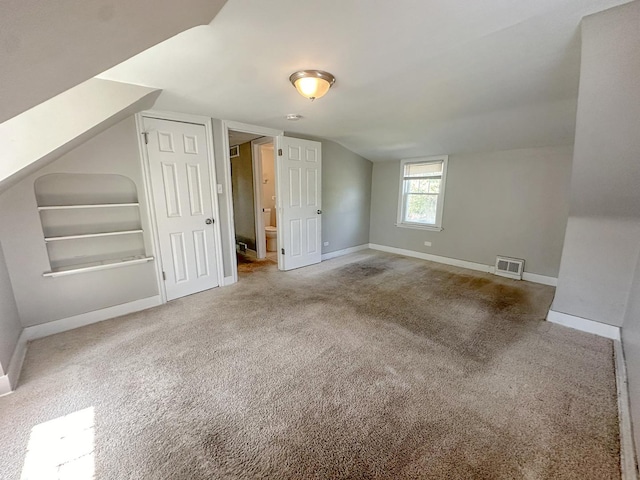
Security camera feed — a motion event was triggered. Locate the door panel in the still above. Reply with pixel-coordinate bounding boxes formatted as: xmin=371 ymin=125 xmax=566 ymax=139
xmin=277 ymin=137 xmax=322 ymax=270
xmin=144 ymin=117 xmax=220 ymax=300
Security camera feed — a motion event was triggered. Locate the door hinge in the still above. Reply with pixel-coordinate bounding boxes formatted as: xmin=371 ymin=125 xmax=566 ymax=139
xmin=162 ymin=271 xmax=166 ymax=281
xmin=142 ymin=132 xmax=149 ymax=145
xmin=281 ymin=248 xmax=285 ymax=255
xmin=278 ymin=148 xmax=283 ymax=156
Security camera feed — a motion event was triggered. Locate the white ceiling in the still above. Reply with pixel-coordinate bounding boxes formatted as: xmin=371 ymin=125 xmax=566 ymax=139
xmin=0 ymin=0 xmax=227 ymax=124
xmin=99 ymin=0 xmax=631 ymax=161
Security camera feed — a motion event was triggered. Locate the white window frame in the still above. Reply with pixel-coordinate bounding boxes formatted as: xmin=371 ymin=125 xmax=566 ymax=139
xmin=396 ymin=155 xmax=449 ymax=231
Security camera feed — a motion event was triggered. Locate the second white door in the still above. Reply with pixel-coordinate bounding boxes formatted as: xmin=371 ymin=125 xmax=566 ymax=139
xmin=276 ymin=136 xmax=322 ymax=271
xmin=144 ymin=117 xmax=220 ymax=300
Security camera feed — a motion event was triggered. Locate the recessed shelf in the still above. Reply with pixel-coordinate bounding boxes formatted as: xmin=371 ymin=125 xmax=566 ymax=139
xmin=38 ymin=203 xmax=139 ymax=211
xmin=36 ymin=173 xmax=148 ymax=276
xmin=43 ymin=256 xmax=154 ymax=277
xmin=44 ymin=230 xmax=144 ymax=242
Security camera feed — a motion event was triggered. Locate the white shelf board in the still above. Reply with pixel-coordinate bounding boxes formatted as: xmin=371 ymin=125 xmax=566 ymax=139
xmin=44 ymin=230 xmax=143 ymax=242
xmin=38 ymin=203 xmax=139 ymax=211
xmin=43 ymin=256 xmax=154 ymax=277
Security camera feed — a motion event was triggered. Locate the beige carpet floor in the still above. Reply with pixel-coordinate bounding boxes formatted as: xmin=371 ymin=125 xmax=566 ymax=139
xmin=0 ymin=250 xmax=620 ymax=479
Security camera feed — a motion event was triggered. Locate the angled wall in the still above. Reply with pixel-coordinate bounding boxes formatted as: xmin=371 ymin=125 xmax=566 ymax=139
xmin=540 ymin=0 xmax=640 ymax=464
xmin=551 ymin=1 xmax=640 ymax=327
xmin=0 ymin=78 xmax=160 ymax=194
xmin=0 ymin=116 xmax=159 ymax=327
xmin=0 ymin=0 xmax=226 ymax=123
xmin=0 ymin=241 xmax=22 ymax=386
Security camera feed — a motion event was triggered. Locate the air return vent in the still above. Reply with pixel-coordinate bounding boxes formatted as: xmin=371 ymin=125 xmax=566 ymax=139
xmin=495 ymin=256 xmax=524 ymax=280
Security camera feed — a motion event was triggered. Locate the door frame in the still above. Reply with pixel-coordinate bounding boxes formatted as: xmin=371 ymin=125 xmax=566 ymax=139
xmin=251 ymin=137 xmax=275 ymax=259
xmin=136 ymin=110 xmax=225 ymax=303
xmin=220 ymin=121 xmax=283 ymax=278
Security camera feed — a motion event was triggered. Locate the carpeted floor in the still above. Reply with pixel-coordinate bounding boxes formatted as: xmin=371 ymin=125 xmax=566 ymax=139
xmin=0 ymin=250 xmax=620 ymax=479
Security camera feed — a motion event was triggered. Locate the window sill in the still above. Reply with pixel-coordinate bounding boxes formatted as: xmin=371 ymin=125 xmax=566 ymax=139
xmin=395 ymin=223 xmax=443 ymax=232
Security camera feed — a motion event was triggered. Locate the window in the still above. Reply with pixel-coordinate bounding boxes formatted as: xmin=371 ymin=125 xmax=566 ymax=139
xmin=397 ymin=155 xmax=448 ymax=231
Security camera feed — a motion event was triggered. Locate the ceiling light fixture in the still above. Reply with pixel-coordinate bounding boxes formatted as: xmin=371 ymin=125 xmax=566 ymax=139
xmin=286 ymin=114 xmax=303 ymax=121
xmin=289 ymin=70 xmax=336 ymax=101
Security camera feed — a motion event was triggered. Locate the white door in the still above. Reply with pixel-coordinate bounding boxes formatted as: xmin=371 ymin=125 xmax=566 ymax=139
xmin=144 ymin=117 xmax=220 ymax=300
xmin=276 ymin=136 xmax=322 ymax=271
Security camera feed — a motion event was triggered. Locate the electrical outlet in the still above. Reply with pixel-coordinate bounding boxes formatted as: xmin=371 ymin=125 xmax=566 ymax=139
xmin=323 ymin=241 xmax=329 ymax=247
xmin=424 ymin=241 xmax=432 ymax=247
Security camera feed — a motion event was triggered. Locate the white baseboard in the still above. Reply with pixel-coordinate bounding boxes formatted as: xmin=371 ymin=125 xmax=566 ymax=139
xmin=23 ymin=295 xmax=162 ymax=342
xmin=547 ymin=309 xmax=621 ymax=340
xmin=369 ymin=243 xmax=493 ymax=274
xmin=322 ymin=244 xmax=369 ymax=261
xmin=368 ymin=243 xmax=558 ymax=287
xmin=2 ymin=296 xmax=162 ymax=395
xmin=223 ymin=275 xmax=236 ymax=286
xmin=614 ymin=340 xmax=639 ymax=480
xmin=522 ymin=272 xmax=558 ymax=287
xmin=0 ymin=376 xmax=10 ymax=397
xmin=0 ymin=329 xmax=28 ymax=396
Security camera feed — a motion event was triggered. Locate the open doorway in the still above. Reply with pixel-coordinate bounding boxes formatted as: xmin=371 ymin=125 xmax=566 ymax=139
xmin=252 ymin=137 xmax=277 ymax=261
xmin=227 ymin=129 xmax=277 ymax=274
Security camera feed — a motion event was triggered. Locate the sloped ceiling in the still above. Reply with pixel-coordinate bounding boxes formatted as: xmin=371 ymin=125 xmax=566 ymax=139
xmin=0 ymin=79 xmax=161 ymax=193
xmin=0 ymin=0 xmax=227 ymax=124
xmin=99 ymin=0 xmax=632 ymax=161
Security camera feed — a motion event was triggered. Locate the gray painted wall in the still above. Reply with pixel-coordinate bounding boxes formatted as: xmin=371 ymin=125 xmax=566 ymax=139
xmin=580 ymin=0 xmax=640 ymax=465
xmin=231 ymin=142 xmax=256 ymax=250
xmin=0 ymin=242 xmax=22 ymax=374
xmin=318 ymin=138 xmax=372 ymax=254
xmin=0 ymin=116 xmax=158 ymax=327
xmin=552 ymin=0 xmax=640 ymax=327
xmin=369 ymin=146 xmax=573 ymax=277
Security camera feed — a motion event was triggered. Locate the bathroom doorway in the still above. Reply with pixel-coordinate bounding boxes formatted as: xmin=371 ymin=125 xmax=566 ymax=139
xmin=227 ymin=129 xmax=277 ymax=272
xmin=251 ymin=137 xmax=277 ymax=261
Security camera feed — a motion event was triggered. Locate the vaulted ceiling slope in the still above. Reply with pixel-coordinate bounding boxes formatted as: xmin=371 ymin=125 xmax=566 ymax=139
xmin=99 ymin=0 xmax=632 ymax=161
xmin=0 ymin=79 xmax=161 ymax=193
xmin=0 ymin=0 xmax=227 ymax=124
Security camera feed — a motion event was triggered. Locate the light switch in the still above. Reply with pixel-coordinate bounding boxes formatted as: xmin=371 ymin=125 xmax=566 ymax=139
xmin=217 ymin=184 xmax=223 ymax=194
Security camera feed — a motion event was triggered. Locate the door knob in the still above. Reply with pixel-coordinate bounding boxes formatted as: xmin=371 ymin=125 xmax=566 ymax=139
xmin=205 ymin=218 xmax=213 ymax=225
xmin=317 ymin=209 xmax=322 ymax=214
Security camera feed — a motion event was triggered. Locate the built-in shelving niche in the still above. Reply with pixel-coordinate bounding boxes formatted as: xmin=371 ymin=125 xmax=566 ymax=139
xmin=35 ymin=173 xmax=154 ymax=277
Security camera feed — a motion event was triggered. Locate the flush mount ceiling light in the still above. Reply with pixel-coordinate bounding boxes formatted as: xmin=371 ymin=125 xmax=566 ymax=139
xmin=286 ymin=114 xmax=303 ymax=121
xmin=289 ymin=70 xmax=336 ymax=101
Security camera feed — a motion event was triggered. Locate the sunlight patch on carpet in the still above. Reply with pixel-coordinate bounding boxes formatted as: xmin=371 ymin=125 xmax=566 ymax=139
xmin=21 ymin=407 xmax=95 ymax=480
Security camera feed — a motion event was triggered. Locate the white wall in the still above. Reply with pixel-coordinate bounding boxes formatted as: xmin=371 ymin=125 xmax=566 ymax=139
xmin=0 ymin=241 xmax=22 ymax=375
xmin=369 ymin=145 xmax=573 ymax=277
xmin=579 ymin=0 xmax=640 ymax=465
xmin=552 ymin=0 xmax=640 ymax=327
xmin=0 ymin=116 xmax=158 ymax=327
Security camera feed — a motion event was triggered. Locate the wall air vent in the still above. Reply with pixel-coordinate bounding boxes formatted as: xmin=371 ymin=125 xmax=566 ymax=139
xmin=495 ymin=256 xmax=524 ymax=280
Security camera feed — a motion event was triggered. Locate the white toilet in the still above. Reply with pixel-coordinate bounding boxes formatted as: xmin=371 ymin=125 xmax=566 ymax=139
xmin=263 ymin=209 xmax=277 ymax=252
